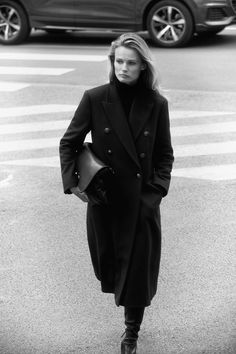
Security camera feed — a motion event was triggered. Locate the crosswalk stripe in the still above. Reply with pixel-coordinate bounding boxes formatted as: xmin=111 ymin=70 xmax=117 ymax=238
xmin=0 ymin=156 xmax=60 ymax=168
xmin=0 ymin=106 xmax=235 ymax=120
xmin=0 ymin=137 xmax=234 ymax=155
xmin=171 ymin=121 xmax=236 ymax=136
xmin=0 ymin=134 xmax=92 ymax=152
xmin=0 ymin=67 xmax=74 ymax=76
xmin=172 ymin=164 xmax=236 ymax=181
xmin=171 ymin=110 xmax=235 ymax=119
xmin=0 ymin=120 xmax=68 ymax=134
xmin=0 ymin=105 xmax=76 ymax=118
xmin=1 ymin=156 xmax=235 ymax=181
xmin=0 ymin=138 xmax=59 ymax=152
xmin=0 ymin=82 xmax=31 ymax=92
xmin=175 ymin=141 xmax=236 ymax=157
xmin=1 ymin=119 xmax=236 ymax=136
xmin=0 ymin=53 xmax=107 ymax=62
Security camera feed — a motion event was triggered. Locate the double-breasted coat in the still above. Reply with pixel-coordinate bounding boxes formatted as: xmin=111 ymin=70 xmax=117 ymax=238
xmin=59 ymin=82 xmax=174 ymax=307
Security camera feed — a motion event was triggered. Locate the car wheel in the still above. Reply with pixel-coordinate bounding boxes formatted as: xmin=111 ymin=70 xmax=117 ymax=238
xmin=0 ymin=1 xmax=30 ymax=45
xmin=147 ymin=0 xmax=194 ymax=48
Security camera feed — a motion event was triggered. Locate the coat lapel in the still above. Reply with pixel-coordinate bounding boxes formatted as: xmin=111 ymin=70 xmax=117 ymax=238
xmin=102 ymin=84 xmax=140 ymax=168
xmin=129 ymin=90 xmax=154 ymax=140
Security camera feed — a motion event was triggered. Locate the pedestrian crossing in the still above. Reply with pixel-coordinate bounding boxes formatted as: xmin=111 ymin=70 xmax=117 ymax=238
xmin=0 ymin=52 xmax=107 ymax=93
xmin=0 ymin=103 xmax=236 ymax=181
xmin=1 ymin=49 xmax=236 ymax=182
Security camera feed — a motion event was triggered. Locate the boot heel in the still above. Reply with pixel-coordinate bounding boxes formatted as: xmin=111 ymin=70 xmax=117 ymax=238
xmin=121 ymin=340 xmax=137 ymax=354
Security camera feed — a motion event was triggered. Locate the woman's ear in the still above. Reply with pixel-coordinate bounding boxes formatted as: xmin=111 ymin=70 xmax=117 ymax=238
xmin=141 ymin=63 xmax=146 ymax=71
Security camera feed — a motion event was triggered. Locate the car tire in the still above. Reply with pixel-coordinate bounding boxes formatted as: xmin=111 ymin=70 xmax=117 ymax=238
xmin=0 ymin=0 xmax=30 ymax=45
xmin=147 ymin=0 xmax=194 ymax=48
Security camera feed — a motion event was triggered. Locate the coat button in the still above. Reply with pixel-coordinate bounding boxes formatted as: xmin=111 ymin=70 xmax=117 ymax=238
xmin=104 ymin=127 xmax=111 ymax=134
xmin=107 ymin=149 xmax=112 ymax=155
xmin=144 ymin=130 xmax=150 ymax=136
xmin=136 ymin=173 xmax=141 ymax=179
xmin=139 ymin=152 xmax=146 ymax=159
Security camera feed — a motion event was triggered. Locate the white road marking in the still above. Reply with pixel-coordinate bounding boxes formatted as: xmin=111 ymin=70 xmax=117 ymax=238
xmin=0 ymin=174 xmax=13 ymax=187
xmin=0 ymin=137 xmax=233 ymax=155
xmin=0 ymin=106 xmax=235 ymax=120
xmin=0 ymin=103 xmax=236 ymax=181
xmin=175 ymin=141 xmax=236 ymax=157
xmin=0 ymin=67 xmax=74 ymax=76
xmin=1 ymin=158 xmax=235 ymax=182
xmin=171 ymin=121 xmax=236 ymax=136
xmin=0 ymin=120 xmax=68 ymax=134
xmin=171 ymin=110 xmax=235 ymax=119
xmin=0 ymin=138 xmax=59 ymax=152
xmin=173 ymin=164 xmax=236 ymax=181
xmin=0 ymin=82 xmax=31 ymax=92
xmin=0 ymin=104 xmax=76 ymax=118
xmin=0 ymin=53 xmax=107 ymax=62
xmin=0 ymin=156 xmax=60 ymax=168
xmin=0 ymin=134 xmax=91 ymax=153
xmin=3 ymin=119 xmax=236 ymax=136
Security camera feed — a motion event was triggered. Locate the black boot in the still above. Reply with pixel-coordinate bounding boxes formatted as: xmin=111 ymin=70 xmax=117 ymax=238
xmin=121 ymin=307 xmax=145 ymax=354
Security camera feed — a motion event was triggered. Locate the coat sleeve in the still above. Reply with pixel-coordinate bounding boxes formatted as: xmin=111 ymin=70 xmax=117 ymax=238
xmin=59 ymin=91 xmax=91 ymax=194
xmin=152 ymin=97 xmax=174 ymax=196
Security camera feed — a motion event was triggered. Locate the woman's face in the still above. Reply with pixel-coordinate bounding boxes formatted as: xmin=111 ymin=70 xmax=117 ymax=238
xmin=114 ymin=46 xmax=145 ymax=85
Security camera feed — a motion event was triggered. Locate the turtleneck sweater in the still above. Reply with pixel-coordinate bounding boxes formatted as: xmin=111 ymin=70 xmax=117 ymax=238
xmin=114 ymin=76 xmax=165 ymax=197
xmin=114 ymin=76 xmax=140 ymax=119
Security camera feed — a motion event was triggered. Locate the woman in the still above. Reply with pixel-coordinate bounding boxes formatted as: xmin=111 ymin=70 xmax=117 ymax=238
xmin=59 ymin=33 xmax=174 ymax=354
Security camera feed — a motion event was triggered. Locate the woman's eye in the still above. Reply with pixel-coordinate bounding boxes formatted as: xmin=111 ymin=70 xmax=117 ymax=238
xmin=116 ymin=59 xmax=123 ymax=64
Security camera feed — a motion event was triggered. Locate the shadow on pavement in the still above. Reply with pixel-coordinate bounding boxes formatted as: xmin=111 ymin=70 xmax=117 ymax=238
xmin=21 ymin=29 xmax=236 ymax=49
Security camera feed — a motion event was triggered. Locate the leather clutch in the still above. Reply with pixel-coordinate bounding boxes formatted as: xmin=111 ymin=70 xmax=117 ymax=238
xmin=75 ymin=143 xmax=113 ymax=204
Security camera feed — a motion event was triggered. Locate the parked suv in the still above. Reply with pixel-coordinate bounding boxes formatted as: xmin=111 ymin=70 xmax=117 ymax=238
xmin=0 ymin=0 xmax=235 ymax=47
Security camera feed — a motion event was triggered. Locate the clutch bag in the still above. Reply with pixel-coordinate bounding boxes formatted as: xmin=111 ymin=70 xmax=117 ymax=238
xmin=75 ymin=143 xmax=113 ymax=204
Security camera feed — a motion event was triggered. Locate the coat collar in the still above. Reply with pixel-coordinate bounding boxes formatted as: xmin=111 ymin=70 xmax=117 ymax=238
xmin=102 ymin=83 xmax=154 ymax=168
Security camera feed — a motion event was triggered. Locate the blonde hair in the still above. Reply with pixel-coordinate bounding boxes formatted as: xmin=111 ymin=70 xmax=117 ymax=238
xmin=108 ymin=33 xmax=159 ymax=91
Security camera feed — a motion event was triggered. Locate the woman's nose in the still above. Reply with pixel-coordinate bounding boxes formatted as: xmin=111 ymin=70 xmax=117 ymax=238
xmin=122 ymin=62 xmax=128 ymax=71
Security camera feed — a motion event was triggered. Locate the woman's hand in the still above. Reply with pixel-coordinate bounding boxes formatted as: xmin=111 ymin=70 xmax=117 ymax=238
xmin=70 ymin=186 xmax=89 ymax=202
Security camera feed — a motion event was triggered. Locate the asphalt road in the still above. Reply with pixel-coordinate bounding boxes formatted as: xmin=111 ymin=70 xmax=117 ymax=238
xmin=0 ymin=27 xmax=236 ymax=354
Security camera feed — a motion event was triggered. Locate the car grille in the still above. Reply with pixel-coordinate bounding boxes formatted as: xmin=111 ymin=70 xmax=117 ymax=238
xmin=207 ymin=8 xmax=227 ymax=21
xmin=231 ymin=0 xmax=236 ymax=13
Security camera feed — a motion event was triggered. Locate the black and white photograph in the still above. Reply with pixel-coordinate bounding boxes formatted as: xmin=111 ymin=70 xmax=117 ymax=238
xmin=0 ymin=1 xmax=236 ymax=353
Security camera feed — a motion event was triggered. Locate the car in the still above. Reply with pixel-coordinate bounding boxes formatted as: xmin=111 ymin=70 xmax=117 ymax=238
xmin=0 ymin=0 xmax=235 ymax=47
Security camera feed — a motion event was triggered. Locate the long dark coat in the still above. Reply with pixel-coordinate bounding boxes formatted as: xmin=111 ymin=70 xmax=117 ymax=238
xmin=59 ymin=82 xmax=174 ymax=307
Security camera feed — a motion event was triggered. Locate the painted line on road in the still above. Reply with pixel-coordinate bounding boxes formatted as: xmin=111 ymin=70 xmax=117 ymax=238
xmin=175 ymin=141 xmax=236 ymax=157
xmin=1 ymin=156 xmax=235 ymax=181
xmin=0 ymin=136 xmax=234 ymax=155
xmin=172 ymin=164 xmax=236 ymax=181
xmin=0 ymin=81 xmax=31 ymax=92
xmin=0 ymin=67 xmax=74 ymax=76
xmin=171 ymin=121 xmax=236 ymax=136
xmin=0 ymin=120 xmax=68 ymax=134
xmin=0 ymin=174 xmax=13 ymax=187
xmin=0 ymin=156 xmax=60 ymax=168
xmin=0 ymin=105 xmax=76 ymax=118
xmin=0 ymin=134 xmax=92 ymax=153
xmin=0 ymin=137 xmax=59 ymax=152
xmin=171 ymin=110 xmax=236 ymax=120
xmin=0 ymin=53 xmax=107 ymax=62
xmin=0 ymin=106 xmax=235 ymax=120
xmin=1 ymin=119 xmax=236 ymax=136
